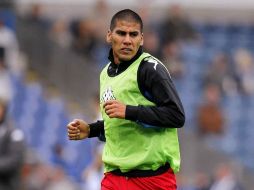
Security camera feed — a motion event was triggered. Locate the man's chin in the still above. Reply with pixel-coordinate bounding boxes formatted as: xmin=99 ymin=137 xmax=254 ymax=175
xmin=119 ymin=55 xmax=133 ymax=62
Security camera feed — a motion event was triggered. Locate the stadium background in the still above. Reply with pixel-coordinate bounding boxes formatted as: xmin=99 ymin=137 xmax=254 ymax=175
xmin=1 ymin=0 xmax=254 ymax=189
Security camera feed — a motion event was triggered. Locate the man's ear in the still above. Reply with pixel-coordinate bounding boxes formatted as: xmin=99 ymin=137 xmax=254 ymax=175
xmin=106 ymin=30 xmax=112 ymax=44
xmin=140 ymin=33 xmax=144 ymax=46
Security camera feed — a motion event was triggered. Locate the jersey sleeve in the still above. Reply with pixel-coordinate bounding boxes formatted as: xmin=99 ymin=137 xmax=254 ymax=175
xmin=88 ymin=120 xmax=105 ymax=141
xmin=125 ymin=58 xmax=185 ymax=128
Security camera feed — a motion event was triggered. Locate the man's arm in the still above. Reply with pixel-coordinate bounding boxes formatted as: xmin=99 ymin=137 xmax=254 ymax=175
xmin=67 ymin=119 xmax=105 ymax=141
xmin=88 ymin=120 xmax=105 ymax=141
xmin=125 ymin=59 xmax=185 ymax=128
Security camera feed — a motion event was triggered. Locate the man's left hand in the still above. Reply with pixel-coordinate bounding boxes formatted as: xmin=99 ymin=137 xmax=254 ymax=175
xmin=103 ymin=100 xmax=126 ymax=119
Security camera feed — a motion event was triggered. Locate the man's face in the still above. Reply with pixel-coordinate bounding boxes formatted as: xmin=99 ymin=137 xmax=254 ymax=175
xmin=107 ymin=19 xmax=143 ymax=64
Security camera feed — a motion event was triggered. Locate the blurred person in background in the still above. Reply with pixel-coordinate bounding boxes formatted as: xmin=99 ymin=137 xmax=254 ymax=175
xmin=0 ymin=98 xmax=26 ymax=190
xmin=0 ymin=47 xmax=13 ymax=103
xmin=203 ymin=53 xmax=239 ymax=97
xmin=159 ymin=4 xmax=197 ymax=47
xmin=0 ymin=18 xmax=20 ymax=75
xmin=23 ymin=3 xmax=50 ymax=30
xmin=84 ymin=0 xmax=111 ymax=68
xmin=160 ymin=41 xmax=185 ymax=80
xmin=210 ymin=163 xmax=244 ymax=190
xmin=196 ymin=83 xmax=225 ymax=136
xmin=67 ymin=9 xmax=185 ymax=190
xmin=233 ymin=48 xmax=254 ymax=96
xmin=49 ymin=19 xmax=72 ymax=48
xmin=70 ymin=18 xmax=99 ymax=59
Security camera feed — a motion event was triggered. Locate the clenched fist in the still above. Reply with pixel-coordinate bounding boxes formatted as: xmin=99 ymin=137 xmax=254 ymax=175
xmin=67 ymin=119 xmax=90 ymax=140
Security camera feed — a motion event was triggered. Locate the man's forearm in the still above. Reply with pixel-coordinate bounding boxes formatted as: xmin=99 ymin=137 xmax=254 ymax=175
xmin=88 ymin=120 xmax=105 ymax=141
xmin=125 ymin=104 xmax=185 ymax=128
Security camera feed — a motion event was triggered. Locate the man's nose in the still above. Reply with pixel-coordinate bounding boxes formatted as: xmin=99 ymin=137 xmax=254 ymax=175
xmin=123 ymin=34 xmax=131 ymax=44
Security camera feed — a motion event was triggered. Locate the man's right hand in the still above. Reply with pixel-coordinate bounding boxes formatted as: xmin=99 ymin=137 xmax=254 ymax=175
xmin=67 ymin=119 xmax=90 ymax=140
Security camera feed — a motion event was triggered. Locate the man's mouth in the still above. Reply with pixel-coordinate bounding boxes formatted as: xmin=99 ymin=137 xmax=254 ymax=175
xmin=121 ymin=48 xmax=132 ymax=53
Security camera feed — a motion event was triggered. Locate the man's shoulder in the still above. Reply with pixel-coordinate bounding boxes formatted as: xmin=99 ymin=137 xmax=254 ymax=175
xmin=140 ymin=54 xmax=172 ymax=80
xmin=141 ymin=54 xmax=167 ymax=72
xmin=142 ymin=55 xmax=161 ymax=70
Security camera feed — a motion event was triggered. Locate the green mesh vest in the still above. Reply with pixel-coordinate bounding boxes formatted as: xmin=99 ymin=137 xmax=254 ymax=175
xmin=100 ymin=52 xmax=181 ymax=173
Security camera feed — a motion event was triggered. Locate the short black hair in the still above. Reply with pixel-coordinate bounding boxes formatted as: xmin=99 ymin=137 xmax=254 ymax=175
xmin=110 ymin=9 xmax=143 ymax=32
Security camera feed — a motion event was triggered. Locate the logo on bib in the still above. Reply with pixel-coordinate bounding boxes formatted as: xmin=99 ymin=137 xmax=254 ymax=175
xmin=101 ymin=86 xmax=116 ymax=103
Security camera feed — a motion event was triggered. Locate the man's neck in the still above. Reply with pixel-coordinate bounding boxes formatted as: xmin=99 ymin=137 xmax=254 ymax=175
xmin=114 ymin=57 xmax=120 ymax=65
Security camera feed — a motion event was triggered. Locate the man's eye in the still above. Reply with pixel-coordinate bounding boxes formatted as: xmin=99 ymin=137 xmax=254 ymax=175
xmin=130 ymin=33 xmax=138 ymax=37
xmin=116 ymin=31 xmax=126 ymax=36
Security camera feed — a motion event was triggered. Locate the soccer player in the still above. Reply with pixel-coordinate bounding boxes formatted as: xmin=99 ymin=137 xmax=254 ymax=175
xmin=67 ymin=9 xmax=185 ymax=190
